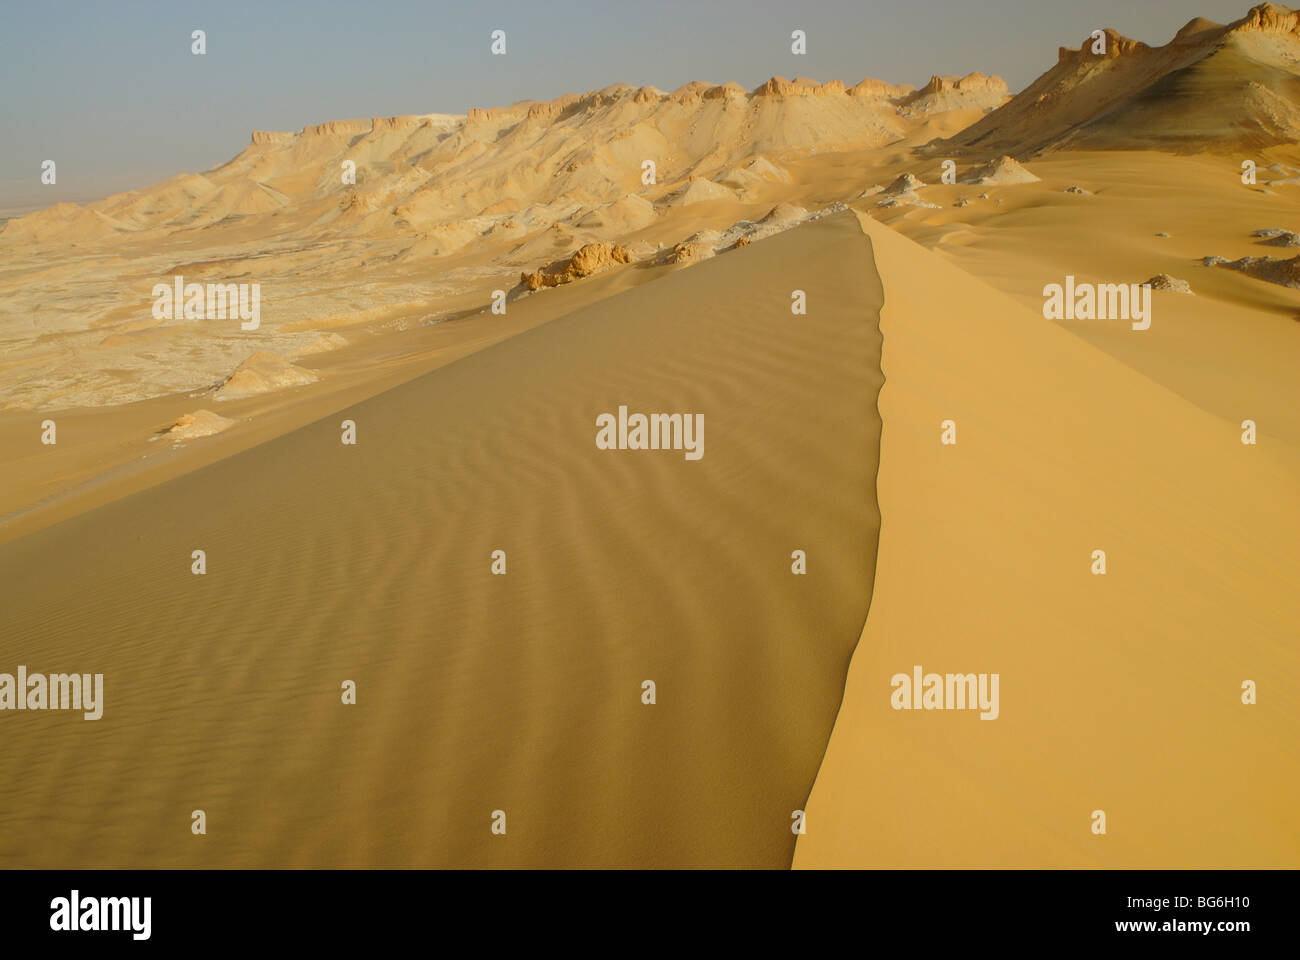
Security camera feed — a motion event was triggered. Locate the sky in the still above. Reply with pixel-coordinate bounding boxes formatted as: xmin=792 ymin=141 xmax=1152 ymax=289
xmin=0 ymin=0 xmax=1264 ymax=210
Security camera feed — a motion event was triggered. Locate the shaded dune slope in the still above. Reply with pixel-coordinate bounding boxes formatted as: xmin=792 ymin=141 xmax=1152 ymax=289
xmin=0 ymin=213 xmax=884 ymax=868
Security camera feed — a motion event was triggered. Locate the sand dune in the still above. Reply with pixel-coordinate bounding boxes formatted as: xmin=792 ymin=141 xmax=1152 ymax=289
xmin=2 ymin=0 xmax=1298 ymax=873
xmin=794 ymin=213 xmax=1300 ymax=868
xmin=867 ymin=148 xmax=1300 ymax=456
xmin=0 ymin=212 xmax=883 ymax=868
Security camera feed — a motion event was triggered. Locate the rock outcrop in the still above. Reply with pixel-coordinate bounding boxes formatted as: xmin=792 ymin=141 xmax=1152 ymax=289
xmin=962 ymin=155 xmax=1040 ymax=185
xmin=162 ymin=409 xmax=235 ymax=440
xmin=1144 ymin=274 xmax=1194 ymax=293
xmin=214 ymin=352 xmax=320 ymax=401
xmin=520 ymin=242 xmax=633 ymax=290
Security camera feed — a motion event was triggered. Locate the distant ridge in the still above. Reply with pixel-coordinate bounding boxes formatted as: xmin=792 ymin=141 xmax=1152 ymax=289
xmin=2 ymin=72 xmax=1005 ymax=246
xmin=937 ymin=2 xmax=1300 ymax=156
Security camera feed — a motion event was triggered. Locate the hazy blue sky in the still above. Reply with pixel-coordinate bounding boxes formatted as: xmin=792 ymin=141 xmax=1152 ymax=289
xmin=0 ymin=0 xmax=1261 ymax=207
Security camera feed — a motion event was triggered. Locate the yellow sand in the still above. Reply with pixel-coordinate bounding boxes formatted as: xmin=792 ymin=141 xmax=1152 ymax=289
xmin=794 ymin=213 xmax=1300 ymax=868
xmin=866 ymin=149 xmax=1300 ymax=459
xmin=0 ymin=213 xmax=883 ymax=868
xmin=4 ymin=7 xmax=1299 ymax=869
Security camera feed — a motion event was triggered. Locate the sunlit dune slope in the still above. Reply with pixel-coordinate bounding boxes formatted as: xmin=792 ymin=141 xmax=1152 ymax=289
xmin=794 ymin=212 xmax=1300 ymax=868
